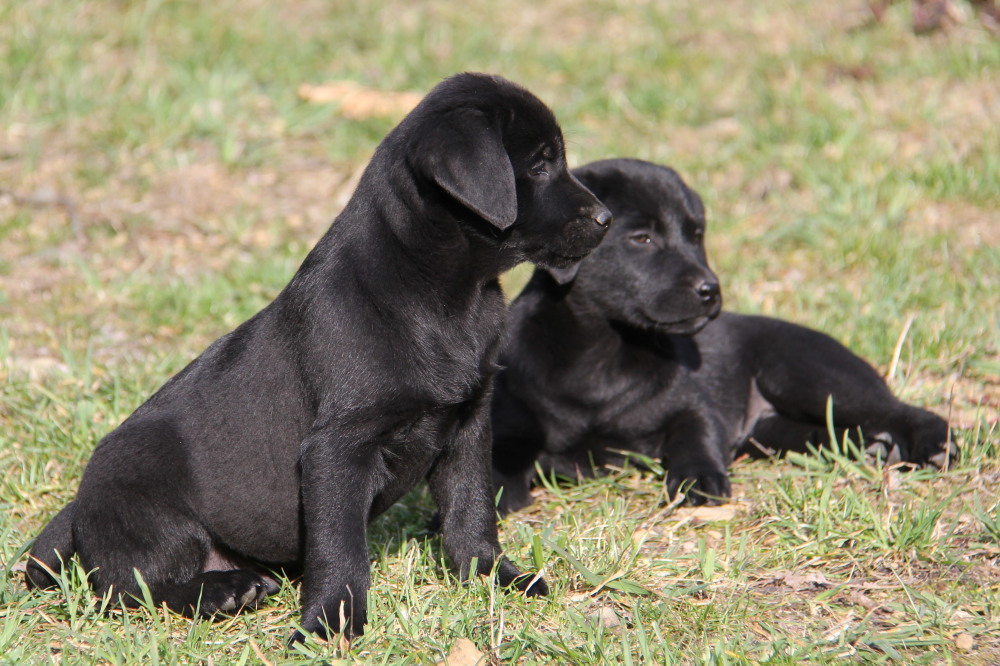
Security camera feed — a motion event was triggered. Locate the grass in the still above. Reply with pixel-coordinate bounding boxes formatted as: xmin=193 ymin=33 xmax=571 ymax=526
xmin=2 ymin=0 xmax=998 ymax=662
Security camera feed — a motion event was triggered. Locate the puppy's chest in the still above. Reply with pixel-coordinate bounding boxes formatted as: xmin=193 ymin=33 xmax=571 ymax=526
xmin=405 ymin=297 xmax=506 ymax=405
xmin=540 ymin=350 xmax=681 ymax=443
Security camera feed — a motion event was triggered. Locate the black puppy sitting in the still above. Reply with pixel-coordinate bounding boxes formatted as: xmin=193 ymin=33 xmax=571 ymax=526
xmin=492 ymin=158 xmax=956 ymax=513
xmin=26 ymin=73 xmax=612 ymax=640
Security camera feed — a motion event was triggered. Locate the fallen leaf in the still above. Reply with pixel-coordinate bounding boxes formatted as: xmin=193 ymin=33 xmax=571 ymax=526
xmin=589 ymin=606 xmax=622 ymax=629
xmin=775 ymin=571 xmax=830 ymax=590
xmin=705 ymin=117 xmax=743 ymax=139
xmin=683 ymin=505 xmax=741 ymax=522
xmin=436 ymin=638 xmax=486 ymax=666
xmin=298 ymin=81 xmax=421 ymax=120
xmin=847 ymin=590 xmax=881 ymax=611
xmin=6 ymin=356 xmax=70 ymax=382
xmin=631 ymin=527 xmax=652 ymax=546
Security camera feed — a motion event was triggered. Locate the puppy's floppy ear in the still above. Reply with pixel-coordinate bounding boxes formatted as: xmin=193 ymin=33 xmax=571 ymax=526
xmin=418 ymin=109 xmax=518 ymax=230
xmin=545 ymin=262 xmax=581 ymax=285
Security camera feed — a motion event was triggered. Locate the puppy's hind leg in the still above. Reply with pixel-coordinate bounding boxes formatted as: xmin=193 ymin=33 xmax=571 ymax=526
xmin=872 ymin=406 xmax=957 ymax=469
xmin=26 ymin=501 xmax=77 ymax=590
xmin=740 ymin=410 xmax=957 ymax=470
xmin=74 ymin=490 xmax=275 ymax=617
xmin=747 ymin=320 xmax=956 ymax=466
xmin=736 ymin=414 xmax=832 ymax=458
xmin=155 ymin=568 xmax=279 ymax=617
xmin=71 ymin=419 xmax=277 ymax=617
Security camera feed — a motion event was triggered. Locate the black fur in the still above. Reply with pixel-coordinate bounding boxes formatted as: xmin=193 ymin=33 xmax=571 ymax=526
xmin=26 ymin=73 xmax=612 ymax=640
xmin=491 ymin=158 xmax=956 ymax=514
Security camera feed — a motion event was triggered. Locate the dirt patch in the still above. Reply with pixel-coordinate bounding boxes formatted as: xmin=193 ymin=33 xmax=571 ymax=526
xmin=910 ymin=199 xmax=1000 ymax=248
xmin=1 ymin=125 xmax=360 ymax=365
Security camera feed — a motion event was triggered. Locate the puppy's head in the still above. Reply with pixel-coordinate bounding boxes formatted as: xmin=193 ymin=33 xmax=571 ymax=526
xmin=560 ymin=158 xmax=722 ymax=335
xmin=402 ymin=73 xmax=611 ymax=269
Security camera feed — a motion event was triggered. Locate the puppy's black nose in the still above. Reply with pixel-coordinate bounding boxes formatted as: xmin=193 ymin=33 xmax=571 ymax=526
xmin=696 ymin=281 xmax=720 ymax=304
xmin=593 ymin=209 xmax=613 ymax=228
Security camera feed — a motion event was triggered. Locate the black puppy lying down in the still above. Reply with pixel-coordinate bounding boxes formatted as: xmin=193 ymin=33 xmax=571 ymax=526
xmin=492 ymin=158 xmax=956 ymax=513
xmin=26 ymin=73 xmax=612 ymax=639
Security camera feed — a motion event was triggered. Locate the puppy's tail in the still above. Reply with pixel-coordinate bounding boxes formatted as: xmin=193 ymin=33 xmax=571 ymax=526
xmin=25 ymin=501 xmax=77 ymax=590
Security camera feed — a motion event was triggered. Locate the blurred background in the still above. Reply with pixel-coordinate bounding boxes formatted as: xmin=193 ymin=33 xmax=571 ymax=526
xmin=2 ymin=1 xmax=997 ymax=412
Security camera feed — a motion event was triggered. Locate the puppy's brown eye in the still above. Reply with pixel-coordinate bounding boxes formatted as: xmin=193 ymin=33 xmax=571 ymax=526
xmin=692 ymin=229 xmax=704 ymax=242
xmin=629 ymin=233 xmax=652 ymax=245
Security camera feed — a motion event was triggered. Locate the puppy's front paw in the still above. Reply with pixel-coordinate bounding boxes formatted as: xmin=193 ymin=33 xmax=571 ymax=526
xmin=293 ymin=594 xmax=367 ymax=644
xmin=667 ymin=465 xmax=731 ymax=506
xmin=509 ymin=572 xmax=549 ymax=597
xmin=496 ymin=557 xmax=548 ymax=597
